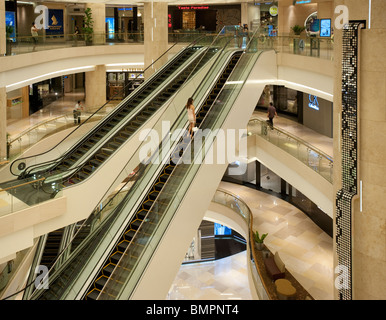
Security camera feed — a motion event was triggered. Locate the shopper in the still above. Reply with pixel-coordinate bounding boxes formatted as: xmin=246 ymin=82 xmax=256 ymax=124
xmin=31 ymin=22 xmax=39 ymax=51
xmin=73 ymin=26 xmax=79 ymax=46
xmin=267 ymin=102 xmax=277 ymax=127
xmin=75 ymin=101 xmax=83 ymax=124
xmin=186 ymin=97 xmax=196 ymax=138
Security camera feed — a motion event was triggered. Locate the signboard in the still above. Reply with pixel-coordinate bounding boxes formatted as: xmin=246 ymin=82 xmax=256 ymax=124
xmin=308 ymin=95 xmax=319 ymax=111
xmin=46 ymin=9 xmax=63 ymax=35
xmin=269 ymin=5 xmax=278 ymax=17
xmin=320 ymin=19 xmax=331 ymax=37
xmin=5 ymin=11 xmax=16 ymax=40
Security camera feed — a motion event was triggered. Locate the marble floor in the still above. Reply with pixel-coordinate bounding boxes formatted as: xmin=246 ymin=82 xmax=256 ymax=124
xmin=168 ymin=181 xmax=334 ymax=300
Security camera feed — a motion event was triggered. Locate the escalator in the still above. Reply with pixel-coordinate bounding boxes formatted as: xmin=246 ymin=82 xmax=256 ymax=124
xmin=3 ymin=45 xmax=218 ymax=206
xmin=26 ymin=48 xmax=242 ymax=301
xmin=40 ymin=228 xmax=65 ymax=267
xmin=83 ymin=51 xmax=243 ymax=300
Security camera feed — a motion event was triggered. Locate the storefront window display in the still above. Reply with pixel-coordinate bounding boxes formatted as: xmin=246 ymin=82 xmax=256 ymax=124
xmin=106 ymin=71 xmax=144 ymax=100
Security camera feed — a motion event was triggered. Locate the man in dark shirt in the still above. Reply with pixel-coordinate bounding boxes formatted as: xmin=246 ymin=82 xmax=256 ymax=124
xmin=267 ymin=102 xmax=277 ymax=127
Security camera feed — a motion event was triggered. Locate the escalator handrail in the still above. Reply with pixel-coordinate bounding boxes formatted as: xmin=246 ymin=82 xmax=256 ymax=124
xmin=96 ymin=28 xmax=263 ymax=298
xmin=9 ymin=33 xmax=208 ymax=177
xmin=95 ymin=50 xmax=245 ymax=300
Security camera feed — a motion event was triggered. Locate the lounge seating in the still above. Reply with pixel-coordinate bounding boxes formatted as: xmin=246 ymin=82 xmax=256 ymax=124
xmin=264 ymin=251 xmax=286 ymax=280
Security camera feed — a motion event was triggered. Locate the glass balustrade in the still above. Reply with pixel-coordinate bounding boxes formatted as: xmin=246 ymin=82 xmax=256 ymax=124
xmin=247 ymin=118 xmax=333 ymax=183
xmin=212 ymin=188 xmax=270 ymax=300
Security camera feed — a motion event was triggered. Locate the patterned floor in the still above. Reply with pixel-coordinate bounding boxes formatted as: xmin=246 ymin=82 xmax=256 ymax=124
xmin=168 ymin=181 xmax=334 ymax=300
xmin=167 ymin=251 xmax=252 ymax=300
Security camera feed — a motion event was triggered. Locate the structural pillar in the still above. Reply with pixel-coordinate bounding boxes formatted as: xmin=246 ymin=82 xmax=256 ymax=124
xmin=333 ymin=0 xmax=386 ymax=300
xmin=144 ymin=2 xmax=168 ymax=77
xmin=0 ymin=0 xmax=6 ymax=56
xmin=86 ymin=3 xmax=106 ymax=45
xmin=85 ymin=65 xmax=106 ymax=111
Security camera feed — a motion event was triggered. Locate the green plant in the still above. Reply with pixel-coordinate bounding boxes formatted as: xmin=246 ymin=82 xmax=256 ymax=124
xmin=254 ymin=231 xmax=268 ymax=243
xmin=291 ymin=24 xmax=305 ymax=35
xmin=6 ymin=25 xmax=14 ymax=39
xmin=82 ymin=7 xmax=94 ymax=43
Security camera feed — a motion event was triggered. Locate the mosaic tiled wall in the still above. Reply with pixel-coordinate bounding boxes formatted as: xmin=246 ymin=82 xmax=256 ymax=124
xmin=335 ymin=21 xmax=364 ymax=300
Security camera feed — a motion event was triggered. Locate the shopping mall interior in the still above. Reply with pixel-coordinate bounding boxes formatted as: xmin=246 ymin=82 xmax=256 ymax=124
xmin=0 ymin=0 xmax=384 ymax=302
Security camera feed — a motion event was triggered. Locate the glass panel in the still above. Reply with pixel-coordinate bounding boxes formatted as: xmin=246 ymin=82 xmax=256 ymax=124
xmin=248 ymin=117 xmax=333 ymax=183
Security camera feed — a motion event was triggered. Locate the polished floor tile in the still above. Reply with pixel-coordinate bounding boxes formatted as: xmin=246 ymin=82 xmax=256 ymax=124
xmin=169 ymin=181 xmax=334 ymax=301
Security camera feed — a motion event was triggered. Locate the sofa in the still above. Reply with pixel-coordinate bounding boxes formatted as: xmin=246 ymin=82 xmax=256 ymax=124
xmin=264 ymin=251 xmax=286 ymax=280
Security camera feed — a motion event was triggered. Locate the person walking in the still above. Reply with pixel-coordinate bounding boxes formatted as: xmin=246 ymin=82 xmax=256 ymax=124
xmin=186 ymin=97 xmax=196 ymax=138
xmin=267 ymin=102 xmax=277 ymax=127
xmin=75 ymin=101 xmax=83 ymax=124
xmin=31 ymin=22 xmax=39 ymax=51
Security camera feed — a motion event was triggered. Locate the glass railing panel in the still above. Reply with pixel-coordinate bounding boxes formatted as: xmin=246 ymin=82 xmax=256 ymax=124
xmin=0 ymin=177 xmax=63 ymax=218
xmin=247 ymin=118 xmax=333 ymax=183
xmin=212 ymin=188 xmax=270 ymax=299
xmin=4 ymin=32 xmax=212 ymax=56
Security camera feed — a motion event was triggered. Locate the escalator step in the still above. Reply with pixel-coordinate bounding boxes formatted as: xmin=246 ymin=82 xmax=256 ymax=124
xmin=137 ymin=208 xmax=148 ymax=220
xmin=110 ymin=251 xmax=123 ymax=264
xmin=102 ymin=263 xmax=116 ymax=277
xmin=95 ymin=276 xmax=109 ymax=290
xmin=130 ymin=219 xmax=142 ymax=229
xmin=118 ymin=240 xmax=130 ymax=252
xmin=124 ymin=229 xmax=136 ymax=241
xmin=115 ymin=136 xmax=126 ymax=144
xmin=86 ymin=289 xmax=100 ymax=300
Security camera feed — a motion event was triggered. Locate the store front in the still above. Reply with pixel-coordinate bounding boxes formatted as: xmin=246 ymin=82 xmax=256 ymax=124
xmin=168 ymin=5 xmax=241 ymax=33
xmin=256 ymin=85 xmax=333 ymax=138
xmin=106 ymin=70 xmax=144 ymax=100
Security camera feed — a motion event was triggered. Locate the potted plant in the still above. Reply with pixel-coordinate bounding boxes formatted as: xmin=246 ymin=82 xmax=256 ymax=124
xmin=6 ymin=25 xmax=14 ymax=55
xmin=253 ymin=230 xmax=268 ymax=250
xmin=82 ymin=7 xmax=94 ymax=45
xmin=291 ymin=24 xmax=305 ymax=36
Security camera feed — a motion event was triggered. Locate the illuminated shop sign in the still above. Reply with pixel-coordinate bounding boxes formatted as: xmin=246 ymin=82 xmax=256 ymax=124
xmin=46 ymin=9 xmax=63 ymax=35
xmin=308 ymin=95 xmax=319 ymax=111
xmin=296 ymin=0 xmax=312 ymax=4
xmin=177 ymin=6 xmax=209 ymax=10
xmin=269 ymin=5 xmax=278 ymax=16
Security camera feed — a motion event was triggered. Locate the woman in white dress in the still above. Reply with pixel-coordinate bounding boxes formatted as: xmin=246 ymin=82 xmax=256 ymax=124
xmin=186 ymin=97 xmax=196 ymax=137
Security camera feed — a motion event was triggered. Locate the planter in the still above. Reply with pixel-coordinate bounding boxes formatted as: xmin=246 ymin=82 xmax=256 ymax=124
xmin=255 ymin=241 xmax=265 ymax=251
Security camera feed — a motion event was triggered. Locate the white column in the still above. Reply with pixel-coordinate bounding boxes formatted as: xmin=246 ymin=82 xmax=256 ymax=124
xmin=85 ymin=65 xmax=106 ymax=110
xmin=86 ymin=3 xmax=106 ymax=45
xmin=0 ymin=0 xmax=6 ymax=56
xmin=144 ymin=2 xmax=168 ymax=76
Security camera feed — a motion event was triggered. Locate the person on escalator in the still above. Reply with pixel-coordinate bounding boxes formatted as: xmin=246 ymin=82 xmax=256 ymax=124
xmin=186 ymin=97 xmax=196 ymax=138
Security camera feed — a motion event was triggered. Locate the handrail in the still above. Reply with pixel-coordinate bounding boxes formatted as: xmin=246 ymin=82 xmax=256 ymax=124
xmin=212 ymin=188 xmax=272 ymax=300
xmin=248 ymin=116 xmax=333 ymax=183
xmin=0 ymin=177 xmax=45 ymax=193
xmin=249 ymin=117 xmax=333 ymax=161
xmin=9 ymin=33 xmax=208 ymax=177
